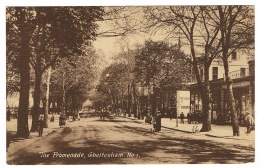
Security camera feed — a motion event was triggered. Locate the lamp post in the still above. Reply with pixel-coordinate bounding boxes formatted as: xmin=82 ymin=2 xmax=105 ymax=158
xmin=105 ymin=73 xmax=110 ymax=113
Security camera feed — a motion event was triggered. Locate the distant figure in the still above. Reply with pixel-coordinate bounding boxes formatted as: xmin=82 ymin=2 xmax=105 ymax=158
xmin=169 ymin=111 xmax=173 ymax=121
xmin=73 ymin=114 xmax=76 ymax=121
xmin=227 ymin=110 xmax=231 ymax=122
xmin=180 ymin=112 xmax=185 ymax=124
xmin=240 ymin=111 xmax=245 ymax=125
xmin=151 ymin=115 xmax=156 ymax=133
xmin=100 ymin=110 xmax=104 ymax=120
xmin=50 ymin=115 xmax=54 ymax=123
xmin=192 ymin=121 xmax=200 ymax=133
xmin=187 ymin=112 xmax=191 ymax=124
xmin=59 ymin=114 xmax=66 ymax=128
xmin=38 ymin=116 xmax=45 ymax=137
xmin=145 ymin=112 xmax=152 ymax=125
xmin=245 ymin=113 xmax=254 ymax=133
xmin=7 ymin=107 xmax=11 ymax=121
xmin=156 ymin=112 xmax=161 ymax=132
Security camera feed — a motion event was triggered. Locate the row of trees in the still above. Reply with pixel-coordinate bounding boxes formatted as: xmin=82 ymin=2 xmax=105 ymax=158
xmin=6 ymin=7 xmax=104 ymax=137
xmin=92 ymin=40 xmax=191 ymax=119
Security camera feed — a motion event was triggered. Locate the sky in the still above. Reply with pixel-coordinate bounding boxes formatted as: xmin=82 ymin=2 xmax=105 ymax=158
xmin=93 ymin=32 xmax=169 ymax=66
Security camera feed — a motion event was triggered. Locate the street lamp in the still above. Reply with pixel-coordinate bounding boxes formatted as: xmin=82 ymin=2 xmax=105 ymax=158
xmin=105 ymin=73 xmax=111 ymax=113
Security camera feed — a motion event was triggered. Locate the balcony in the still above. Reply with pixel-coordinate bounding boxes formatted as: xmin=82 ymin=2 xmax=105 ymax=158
xmin=224 ymin=68 xmax=249 ymax=79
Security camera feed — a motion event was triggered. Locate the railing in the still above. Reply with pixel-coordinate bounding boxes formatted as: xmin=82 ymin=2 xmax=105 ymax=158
xmin=223 ymin=68 xmax=249 ymax=79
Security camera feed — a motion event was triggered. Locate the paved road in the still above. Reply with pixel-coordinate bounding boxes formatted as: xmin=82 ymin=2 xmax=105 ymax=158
xmin=7 ymin=116 xmax=254 ymax=164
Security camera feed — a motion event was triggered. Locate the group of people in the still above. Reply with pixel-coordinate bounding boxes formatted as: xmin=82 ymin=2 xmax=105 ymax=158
xmin=146 ymin=111 xmax=162 ymax=133
xmin=178 ymin=111 xmax=202 ymax=124
xmin=186 ymin=112 xmax=203 ymax=124
xmin=169 ymin=111 xmax=203 ymax=125
xmin=177 ymin=111 xmax=255 ymax=134
xmin=37 ymin=113 xmax=67 ymax=137
xmin=25 ymin=109 xmax=257 ymax=137
xmin=180 ymin=112 xmax=199 ymax=133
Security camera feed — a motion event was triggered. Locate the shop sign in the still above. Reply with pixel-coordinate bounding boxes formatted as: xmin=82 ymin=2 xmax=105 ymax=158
xmin=222 ymin=81 xmax=250 ymax=89
xmin=176 ymin=90 xmax=190 ymax=116
xmin=233 ymin=81 xmax=250 ymax=88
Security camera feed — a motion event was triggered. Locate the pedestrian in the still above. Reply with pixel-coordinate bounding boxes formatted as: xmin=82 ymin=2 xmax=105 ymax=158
xmin=192 ymin=121 xmax=199 ymax=133
xmin=187 ymin=112 xmax=191 ymax=124
xmin=38 ymin=116 xmax=45 ymax=137
xmin=190 ymin=112 xmax=194 ymax=123
xmin=50 ymin=115 xmax=54 ymax=123
xmin=151 ymin=115 xmax=156 ymax=133
xmin=59 ymin=114 xmax=66 ymax=128
xmin=169 ymin=111 xmax=173 ymax=121
xmin=245 ymin=113 xmax=254 ymax=133
xmin=7 ymin=107 xmax=11 ymax=121
xmin=145 ymin=112 xmax=152 ymax=125
xmin=240 ymin=112 xmax=245 ymax=125
xmin=156 ymin=111 xmax=161 ymax=132
xmin=73 ymin=114 xmax=76 ymax=121
xmin=180 ymin=112 xmax=185 ymax=124
xmin=227 ymin=110 xmax=231 ymax=123
xmin=100 ymin=111 xmax=104 ymax=120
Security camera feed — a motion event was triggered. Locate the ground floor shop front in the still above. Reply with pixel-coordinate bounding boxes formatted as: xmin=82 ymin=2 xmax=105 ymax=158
xmin=190 ymin=76 xmax=254 ymax=125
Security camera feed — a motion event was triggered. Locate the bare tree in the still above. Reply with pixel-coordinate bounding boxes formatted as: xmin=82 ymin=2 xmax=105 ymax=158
xmin=97 ymin=7 xmax=142 ymax=37
xmin=143 ymin=6 xmax=222 ymax=131
xmin=217 ymin=6 xmax=254 ymax=136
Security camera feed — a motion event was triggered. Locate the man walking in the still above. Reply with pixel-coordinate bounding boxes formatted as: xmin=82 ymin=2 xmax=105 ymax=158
xmin=180 ymin=112 xmax=185 ymax=124
xmin=156 ymin=112 xmax=161 ymax=132
xmin=245 ymin=113 xmax=254 ymax=133
xmin=38 ymin=116 xmax=45 ymax=137
xmin=187 ymin=112 xmax=191 ymax=124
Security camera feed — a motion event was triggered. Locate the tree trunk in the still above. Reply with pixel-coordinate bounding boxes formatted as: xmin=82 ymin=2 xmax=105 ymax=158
xmin=16 ymin=9 xmax=31 ymax=138
xmin=44 ymin=67 xmax=52 ymax=128
xmin=121 ymin=87 xmax=124 ymax=110
xmin=127 ymin=83 xmax=131 ymax=117
xmin=218 ymin=6 xmax=240 ymax=136
xmin=223 ymin=59 xmax=240 ymax=136
xmin=200 ymin=64 xmax=212 ymax=132
xmin=132 ymin=81 xmax=137 ymax=118
xmin=228 ymin=79 xmax=239 ymax=136
xmin=200 ymin=90 xmax=212 ymax=132
xmin=190 ymin=40 xmax=211 ymax=131
xmin=62 ymin=72 xmax=66 ymax=114
xmin=30 ymin=69 xmax=42 ymax=132
xmin=42 ymin=99 xmax=46 ymax=114
xmin=17 ymin=55 xmax=30 ymax=138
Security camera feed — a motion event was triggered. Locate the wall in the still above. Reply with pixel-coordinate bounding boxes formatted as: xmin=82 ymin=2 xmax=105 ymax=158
xmin=200 ymin=50 xmax=249 ymax=81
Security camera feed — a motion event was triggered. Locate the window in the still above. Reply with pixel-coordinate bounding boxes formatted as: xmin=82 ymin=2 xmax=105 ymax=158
xmin=232 ymin=52 xmax=237 ymax=60
xmin=212 ymin=67 xmax=218 ymax=80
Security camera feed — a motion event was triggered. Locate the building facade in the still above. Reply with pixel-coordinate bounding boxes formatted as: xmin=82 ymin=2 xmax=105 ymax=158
xmin=190 ymin=57 xmax=254 ymax=125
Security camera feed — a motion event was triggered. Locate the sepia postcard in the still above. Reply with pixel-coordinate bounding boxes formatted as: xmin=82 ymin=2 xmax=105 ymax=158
xmin=5 ymin=3 xmax=256 ymax=166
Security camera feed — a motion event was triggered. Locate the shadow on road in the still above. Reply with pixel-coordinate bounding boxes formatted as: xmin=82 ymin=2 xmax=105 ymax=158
xmin=8 ymin=118 xmax=255 ymax=165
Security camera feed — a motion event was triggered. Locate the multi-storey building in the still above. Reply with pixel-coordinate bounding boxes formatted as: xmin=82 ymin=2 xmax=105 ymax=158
xmin=190 ymin=50 xmax=254 ymax=124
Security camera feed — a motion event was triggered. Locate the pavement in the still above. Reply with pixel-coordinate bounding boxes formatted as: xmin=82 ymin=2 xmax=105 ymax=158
xmin=6 ymin=114 xmax=64 ymax=156
xmin=126 ymin=116 xmax=255 ymax=141
xmin=6 ymin=114 xmax=255 ymax=157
